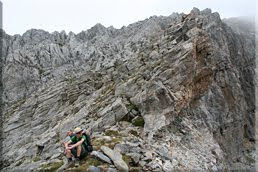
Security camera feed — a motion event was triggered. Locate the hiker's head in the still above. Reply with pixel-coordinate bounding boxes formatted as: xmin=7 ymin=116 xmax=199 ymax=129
xmin=67 ymin=130 xmax=73 ymax=136
xmin=74 ymin=127 xmax=82 ymax=137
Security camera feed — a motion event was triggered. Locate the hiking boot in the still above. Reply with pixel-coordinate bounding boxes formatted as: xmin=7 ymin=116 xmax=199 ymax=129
xmin=75 ymin=158 xmax=80 ymax=167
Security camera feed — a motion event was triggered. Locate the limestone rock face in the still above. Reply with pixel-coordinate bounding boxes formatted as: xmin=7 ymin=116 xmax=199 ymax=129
xmin=91 ymin=151 xmax=113 ymax=164
xmin=1 ymin=8 xmax=255 ymax=171
xmin=101 ymin=146 xmax=129 ymax=172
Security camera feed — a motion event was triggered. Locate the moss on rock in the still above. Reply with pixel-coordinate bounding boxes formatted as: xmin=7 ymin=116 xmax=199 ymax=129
xmin=93 ymin=136 xmax=122 ymax=150
xmin=65 ymin=156 xmax=107 ymax=172
xmin=122 ymin=154 xmax=132 ymax=166
xmin=105 ymin=130 xmax=119 ymax=137
xmin=132 ymin=116 xmax=145 ymax=127
xmin=33 ymin=155 xmax=41 ymax=162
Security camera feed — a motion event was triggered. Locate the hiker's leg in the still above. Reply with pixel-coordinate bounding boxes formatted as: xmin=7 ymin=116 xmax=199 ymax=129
xmin=66 ymin=149 xmax=72 ymax=158
xmin=79 ymin=145 xmax=87 ymax=159
xmin=76 ymin=145 xmax=82 ymax=157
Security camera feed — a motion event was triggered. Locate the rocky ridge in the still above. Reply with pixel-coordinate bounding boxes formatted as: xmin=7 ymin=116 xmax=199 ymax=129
xmin=1 ymin=8 xmax=256 ymax=171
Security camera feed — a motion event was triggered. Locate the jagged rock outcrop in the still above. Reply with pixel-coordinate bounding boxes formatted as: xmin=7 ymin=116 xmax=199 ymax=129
xmin=101 ymin=146 xmax=129 ymax=172
xmin=1 ymin=8 xmax=256 ymax=171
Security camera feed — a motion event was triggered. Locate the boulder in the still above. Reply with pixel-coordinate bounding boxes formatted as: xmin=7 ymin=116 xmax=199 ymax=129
xmin=101 ymin=146 xmax=129 ymax=172
xmin=107 ymin=167 xmax=117 ymax=172
xmin=128 ymin=153 xmax=141 ymax=164
xmin=87 ymin=166 xmax=103 ymax=172
xmin=91 ymin=151 xmax=113 ymax=164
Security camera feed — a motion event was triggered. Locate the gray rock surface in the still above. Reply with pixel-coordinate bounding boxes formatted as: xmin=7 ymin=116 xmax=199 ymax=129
xmin=128 ymin=153 xmax=141 ymax=164
xmin=91 ymin=151 xmax=113 ymax=164
xmin=87 ymin=166 xmax=103 ymax=172
xmin=162 ymin=160 xmax=173 ymax=172
xmin=107 ymin=167 xmax=117 ymax=172
xmin=101 ymin=146 xmax=129 ymax=172
xmin=1 ymin=7 xmax=255 ymax=171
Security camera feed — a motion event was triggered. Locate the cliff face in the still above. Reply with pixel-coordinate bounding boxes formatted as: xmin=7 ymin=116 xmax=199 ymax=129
xmin=1 ymin=8 xmax=256 ymax=171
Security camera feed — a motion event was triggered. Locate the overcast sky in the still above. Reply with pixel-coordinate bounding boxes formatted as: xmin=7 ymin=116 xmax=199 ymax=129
xmin=0 ymin=0 xmax=256 ymax=35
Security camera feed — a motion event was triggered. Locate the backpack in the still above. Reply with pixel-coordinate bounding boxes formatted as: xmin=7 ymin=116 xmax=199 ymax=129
xmin=69 ymin=131 xmax=93 ymax=152
xmin=82 ymin=132 xmax=93 ymax=152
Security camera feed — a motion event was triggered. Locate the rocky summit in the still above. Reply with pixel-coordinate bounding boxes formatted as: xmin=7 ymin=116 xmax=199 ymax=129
xmin=1 ymin=8 xmax=256 ymax=171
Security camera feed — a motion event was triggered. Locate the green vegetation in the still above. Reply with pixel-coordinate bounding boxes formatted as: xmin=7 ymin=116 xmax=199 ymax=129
xmin=132 ymin=116 xmax=145 ymax=127
xmin=130 ymin=167 xmax=142 ymax=172
xmin=33 ymin=155 xmax=41 ymax=162
xmin=93 ymin=136 xmax=122 ymax=150
xmin=65 ymin=156 xmax=107 ymax=172
xmin=122 ymin=154 xmax=132 ymax=167
xmin=126 ymin=103 xmax=139 ymax=112
xmin=93 ymin=139 xmax=105 ymax=150
xmin=105 ymin=130 xmax=119 ymax=137
xmin=39 ymin=161 xmax=63 ymax=172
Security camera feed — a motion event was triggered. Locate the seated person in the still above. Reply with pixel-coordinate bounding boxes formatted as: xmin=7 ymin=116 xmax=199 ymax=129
xmin=64 ymin=127 xmax=88 ymax=167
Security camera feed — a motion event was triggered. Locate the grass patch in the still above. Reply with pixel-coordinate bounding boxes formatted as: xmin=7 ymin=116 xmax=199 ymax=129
xmin=65 ymin=155 xmax=108 ymax=172
xmin=39 ymin=161 xmax=63 ymax=172
xmin=109 ymin=137 xmax=123 ymax=149
xmin=132 ymin=116 xmax=145 ymax=127
xmin=105 ymin=130 xmax=119 ymax=137
xmin=93 ymin=137 xmax=122 ymax=150
xmin=126 ymin=103 xmax=139 ymax=111
xmin=130 ymin=167 xmax=142 ymax=172
xmin=122 ymin=154 xmax=132 ymax=167
xmin=33 ymin=155 xmax=41 ymax=162
xmin=93 ymin=139 xmax=106 ymax=150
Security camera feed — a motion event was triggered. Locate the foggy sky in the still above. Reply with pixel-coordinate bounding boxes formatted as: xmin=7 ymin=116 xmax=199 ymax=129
xmin=1 ymin=0 xmax=256 ymax=35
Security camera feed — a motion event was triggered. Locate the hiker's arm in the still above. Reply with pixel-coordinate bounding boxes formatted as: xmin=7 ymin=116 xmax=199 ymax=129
xmin=64 ymin=140 xmax=72 ymax=149
xmin=70 ymin=138 xmax=84 ymax=148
